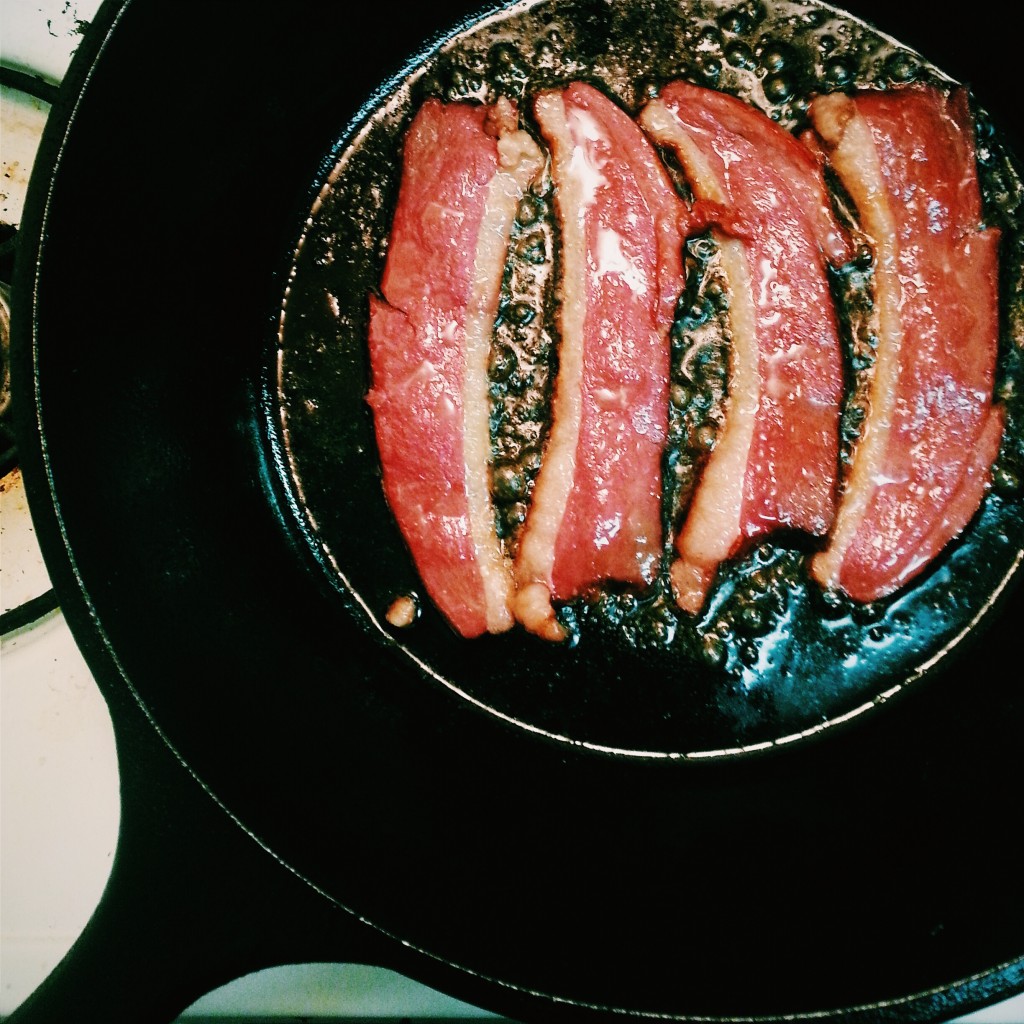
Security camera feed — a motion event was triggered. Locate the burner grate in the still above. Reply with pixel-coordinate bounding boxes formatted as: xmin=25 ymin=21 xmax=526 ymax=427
xmin=0 ymin=68 xmax=60 ymax=632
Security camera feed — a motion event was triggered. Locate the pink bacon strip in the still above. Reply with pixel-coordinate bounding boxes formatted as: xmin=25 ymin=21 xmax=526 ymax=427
xmin=807 ymin=86 xmax=1003 ymax=603
xmin=513 ymin=82 xmax=688 ymax=640
xmin=639 ymin=81 xmax=851 ymax=614
xmin=367 ymin=97 xmax=543 ymax=638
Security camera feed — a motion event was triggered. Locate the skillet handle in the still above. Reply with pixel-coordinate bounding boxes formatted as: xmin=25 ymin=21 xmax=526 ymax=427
xmin=6 ymin=682 xmax=402 ymax=1024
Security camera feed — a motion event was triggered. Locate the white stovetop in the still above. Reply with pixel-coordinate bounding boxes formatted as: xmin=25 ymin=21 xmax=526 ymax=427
xmin=0 ymin=2 xmax=1021 ymax=1021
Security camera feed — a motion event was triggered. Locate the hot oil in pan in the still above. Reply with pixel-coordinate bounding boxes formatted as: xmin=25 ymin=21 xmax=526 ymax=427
xmin=274 ymin=0 xmax=1024 ymax=757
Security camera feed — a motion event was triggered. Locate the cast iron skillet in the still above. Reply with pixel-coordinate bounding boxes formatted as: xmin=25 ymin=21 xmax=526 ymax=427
xmin=9 ymin=0 xmax=1024 ymax=1021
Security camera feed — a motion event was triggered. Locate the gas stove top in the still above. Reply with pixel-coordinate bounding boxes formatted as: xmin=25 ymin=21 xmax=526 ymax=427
xmin=1 ymin=3 xmax=1022 ymax=1022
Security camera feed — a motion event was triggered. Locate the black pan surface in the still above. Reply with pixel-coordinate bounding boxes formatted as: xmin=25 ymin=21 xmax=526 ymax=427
xmin=11 ymin=0 xmax=1024 ymax=1020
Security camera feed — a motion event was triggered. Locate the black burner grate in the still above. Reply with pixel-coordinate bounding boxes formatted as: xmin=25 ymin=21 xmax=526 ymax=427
xmin=0 ymin=66 xmax=60 ymax=633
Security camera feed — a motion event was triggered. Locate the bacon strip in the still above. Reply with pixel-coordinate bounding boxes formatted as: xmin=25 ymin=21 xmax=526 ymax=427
xmin=367 ymin=98 xmax=543 ymax=638
xmin=639 ymin=82 xmax=851 ymax=614
xmin=513 ymin=83 xmax=688 ymax=640
xmin=806 ymin=86 xmax=1003 ymax=603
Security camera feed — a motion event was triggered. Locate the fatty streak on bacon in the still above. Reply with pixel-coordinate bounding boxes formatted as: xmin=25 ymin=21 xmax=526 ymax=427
xmin=367 ymin=97 xmax=544 ymax=638
xmin=513 ymin=82 xmax=688 ymax=641
xmin=639 ymin=81 xmax=851 ymax=615
xmin=806 ymin=86 xmax=1004 ymax=603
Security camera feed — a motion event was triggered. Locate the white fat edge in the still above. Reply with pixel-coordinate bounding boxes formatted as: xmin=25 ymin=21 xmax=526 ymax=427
xmin=640 ymin=100 xmax=760 ymax=570
xmin=676 ymin=235 xmax=760 ymax=567
xmin=638 ymin=99 xmax=727 ymax=206
xmin=808 ymin=94 xmax=904 ymax=590
xmin=513 ymin=92 xmax=587 ymax=635
xmin=461 ymin=124 xmax=544 ymax=633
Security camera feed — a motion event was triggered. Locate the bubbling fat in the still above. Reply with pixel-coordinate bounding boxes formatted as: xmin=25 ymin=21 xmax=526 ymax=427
xmin=280 ymin=0 xmax=1024 ymax=677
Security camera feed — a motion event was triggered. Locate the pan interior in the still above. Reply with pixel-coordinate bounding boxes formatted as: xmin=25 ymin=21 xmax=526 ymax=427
xmin=271 ymin=0 xmax=1024 ymax=759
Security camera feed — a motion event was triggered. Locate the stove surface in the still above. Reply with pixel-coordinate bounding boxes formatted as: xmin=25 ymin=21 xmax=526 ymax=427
xmin=1 ymin=2 xmax=1021 ymax=1022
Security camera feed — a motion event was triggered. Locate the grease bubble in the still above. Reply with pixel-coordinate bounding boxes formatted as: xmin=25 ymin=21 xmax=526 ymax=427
xmin=695 ymin=424 xmax=718 ymax=451
xmin=699 ymin=25 xmax=724 ymax=48
xmin=764 ymin=73 xmax=793 ymax=102
xmin=701 ymin=56 xmax=723 ymax=82
xmin=517 ymin=195 xmax=542 ymax=226
xmin=509 ymin=302 xmax=535 ymax=326
xmin=758 ymin=40 xmax=790 ymax=72
xmin=718 ymin=9 xmax=749 ymax=35
xmin=701 ymin=632 xmax=727 ymax=667
xmin=746 ymin=1 xmax=768 ymax=28
xmin=725 ymin=41 xmax=756 ymax=69
xmin=489 ymin=343 xmax=517 ymax=381
xmin=671 ymin=383 xmax=693 ymax=408
xmin=494 ymin=465 xmax=526 ymax=501
xmin=886 ymin=51 xmax=919 ymax=83
xmin=824 ymin=59 xmax=853 ymax=89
